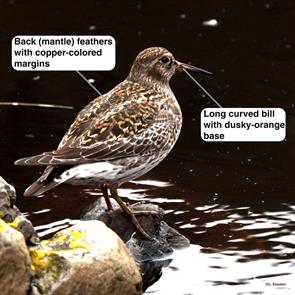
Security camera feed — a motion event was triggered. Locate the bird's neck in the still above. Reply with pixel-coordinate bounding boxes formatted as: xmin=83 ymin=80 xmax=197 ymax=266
xmin=127 ymin=73 xmax=171 ymax=93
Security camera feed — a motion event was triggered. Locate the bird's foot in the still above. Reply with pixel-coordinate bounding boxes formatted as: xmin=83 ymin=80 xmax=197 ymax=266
xmin=109 ymin=186 xmax=153 ymax=240
xmin=126 ymin=208 xmax=154 ymax=240
xmin=132 ymin=210 xmax=160 ymax=216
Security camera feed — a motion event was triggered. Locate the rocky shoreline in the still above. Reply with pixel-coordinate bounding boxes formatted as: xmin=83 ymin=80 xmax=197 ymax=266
xmin=0 ymin=176 xmax=189 ymax=295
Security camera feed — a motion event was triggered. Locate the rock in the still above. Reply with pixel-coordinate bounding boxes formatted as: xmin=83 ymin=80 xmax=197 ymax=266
xmin=0 ymin=176 xmax=39 ymax=244
xmin=158 ymin=220 xmax=190 ymax=249
xmin=0 ymin=219 xmax=32 ymax=295
xmin=0 ymin=176 xmax=16 ymax=205
xmin=29 ymin=220 xmax=142 ymax=295
xmin=82 ymin=201 xmax=190 ymax=258
xmin=139 ymin=259 xmax=172 ymax=291
xmin=81 ymin=200 xmax=190 ymax=290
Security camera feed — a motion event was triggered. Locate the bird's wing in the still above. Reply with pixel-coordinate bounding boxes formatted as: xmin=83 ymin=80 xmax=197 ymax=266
xmin=15 ymin=83 xmax=176 ymax=166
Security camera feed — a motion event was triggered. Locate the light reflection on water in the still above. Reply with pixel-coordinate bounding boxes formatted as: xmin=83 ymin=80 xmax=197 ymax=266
xmin=142 ymin=181 xmax=295 ymax=294
xmin=34 ymin=218 xmax=78 ymax=237
xmin=146 ymin=245 xmax=294 ymax=295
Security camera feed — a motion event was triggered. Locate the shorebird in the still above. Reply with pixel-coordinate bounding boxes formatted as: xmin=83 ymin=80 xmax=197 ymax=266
xmin=15 ymin=47 xmax=211 ymax=238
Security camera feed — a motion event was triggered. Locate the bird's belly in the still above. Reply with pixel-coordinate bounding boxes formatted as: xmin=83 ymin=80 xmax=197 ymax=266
xmin=62 ymin=154 xmax=167 ymax=186
xmin=62 ymin=162 xmax=123 ymax=185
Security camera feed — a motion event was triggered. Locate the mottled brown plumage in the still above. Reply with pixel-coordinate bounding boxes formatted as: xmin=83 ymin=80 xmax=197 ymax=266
xmin=15 ymin=47 xmax=211 ymax=238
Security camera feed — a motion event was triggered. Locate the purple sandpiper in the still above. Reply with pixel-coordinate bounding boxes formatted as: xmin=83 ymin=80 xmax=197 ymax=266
xmin=15 ymin=47 xmax=211 ymax=238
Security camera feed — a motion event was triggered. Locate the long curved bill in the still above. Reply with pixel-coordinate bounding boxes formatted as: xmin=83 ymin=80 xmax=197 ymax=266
xmin=176 ymin=61 xmax=212 ymax=75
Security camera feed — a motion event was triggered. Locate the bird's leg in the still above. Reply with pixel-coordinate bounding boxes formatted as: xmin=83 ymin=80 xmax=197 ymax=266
xmin=100 ymin=184 xmax=113 ymax=210
xmin=109 ymin=185 xmax=152 ymax=240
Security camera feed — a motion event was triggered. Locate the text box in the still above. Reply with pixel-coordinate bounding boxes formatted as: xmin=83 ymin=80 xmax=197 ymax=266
xmin=11 ymin=35 xmax=115 ymax=71
xmin=201 ymin=108 xmax=286 ymax=142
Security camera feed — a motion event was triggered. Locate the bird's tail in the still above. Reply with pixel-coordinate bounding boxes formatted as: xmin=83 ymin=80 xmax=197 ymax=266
xmin=15 ymin=152 xmax=55 ymax=166
xmin=22 ymin=166 xmax=70 ymax=197
xmin=24 ymin=178 xmax=60 ymax=197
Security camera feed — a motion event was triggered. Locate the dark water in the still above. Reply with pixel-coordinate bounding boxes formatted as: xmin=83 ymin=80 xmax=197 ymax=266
xmin=1 ymin=0 xmax=295 ymax=294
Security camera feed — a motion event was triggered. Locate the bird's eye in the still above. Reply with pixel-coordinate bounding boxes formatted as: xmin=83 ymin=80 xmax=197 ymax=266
xmin=159 ymin=56 xmax=171 ymax=64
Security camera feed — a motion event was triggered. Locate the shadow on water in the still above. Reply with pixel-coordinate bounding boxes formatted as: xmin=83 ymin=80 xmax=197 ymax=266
xmin=1 ymin=0 xmax=295 ymax=294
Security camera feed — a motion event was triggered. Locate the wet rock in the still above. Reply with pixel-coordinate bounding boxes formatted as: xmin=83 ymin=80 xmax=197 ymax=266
xmin=139 ymin=259 xmax=172 ymax=291
xmin=81 ymin=200 xmax=190 ymax=289
xmin=82 ymin=200 xmax=190 ymax=257
xmin=0 ymin=219 xmax=32 ymax=295
xmin=29 ymin=220 xmax=142 ymax=295
xmin=0 ymin=176 xmax=39 ymax=244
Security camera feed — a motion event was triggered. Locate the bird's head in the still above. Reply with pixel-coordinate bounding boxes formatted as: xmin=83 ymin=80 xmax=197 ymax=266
xmin=127 ymin=47 xmax=212 ymax=87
